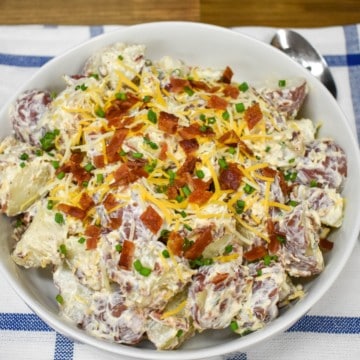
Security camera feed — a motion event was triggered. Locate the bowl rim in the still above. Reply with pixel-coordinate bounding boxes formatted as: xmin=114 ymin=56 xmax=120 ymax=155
xmin=1 ymin=20 xmax=360 ymax=359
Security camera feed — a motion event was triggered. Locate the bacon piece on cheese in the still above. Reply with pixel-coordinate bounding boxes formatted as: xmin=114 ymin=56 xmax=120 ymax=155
xmin=140 ymin=205 xmax=163 ymax=234
xmin=118 ymin=240 xmax=135 ymax=270
xmin=179 ymin=138 xmax=199 ymax=154
xmin=85 ymin=225 xmax=101 ymax=250
xmin=184 ymin=226 xmax=213 ymax=260
xmin=57 ymin=203 xmax=87 ymax=220
xmin=158 ymin=111 xmax=179 ymax=134
xmin=106 ymin=128 xmax=129 ymax=163
xmin=219 ymin=163 xmax=242 ymax=190
xmin=167 ymin=231 xmax=184 ymax=257
xmin=244 ymin=102 xmax=263 ymax=130
xmin=207 ymin=94 xmax=228 ymax=110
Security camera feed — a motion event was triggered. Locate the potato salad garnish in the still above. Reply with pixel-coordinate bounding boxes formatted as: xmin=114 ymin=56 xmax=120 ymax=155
xmin=0 ymin=43 xmax=346 ymax=349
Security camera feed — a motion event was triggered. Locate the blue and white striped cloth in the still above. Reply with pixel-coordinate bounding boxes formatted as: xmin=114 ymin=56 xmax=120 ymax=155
xmin=0 ymin=24 xmax=359 ymax=360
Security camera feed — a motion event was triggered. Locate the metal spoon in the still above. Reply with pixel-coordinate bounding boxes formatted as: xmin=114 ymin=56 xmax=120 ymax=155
xmin=270 ymin=29 xmax=337 ymax=98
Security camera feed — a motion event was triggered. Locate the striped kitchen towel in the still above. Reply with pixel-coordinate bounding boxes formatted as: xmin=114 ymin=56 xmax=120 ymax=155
xmin=0 ymin=24 xmax=359 ymax=360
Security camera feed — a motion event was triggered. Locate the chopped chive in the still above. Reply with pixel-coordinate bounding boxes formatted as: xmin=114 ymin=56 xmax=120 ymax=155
xmin=147 ymin=109 xmax=157 ymax=124
xmin=51 ymin=160 xmax=60 ymax=169
xmin=224 ymin=244 xmax=233 ymax=254
xmin=35 ymin=149 xmax=43 ymax=156
xmin=84 ymin=162 xmax=95 ymax=172
xmin=227 ymin=146 xmax=236 ymax=155
xmin=184 ymin=86 xmax=194 ymax=96
xmin=288 ymin=158 xmax=295 ymax=164
xmin=199 ymin=124 xmax=209 ymax=132
xmin=184 ymin=223 xmax=193 ymax=231
xmin=243 ymin=183 xmax=255 ymax=194
xmin=176 ymin=195 xmax=184 ymax=203
xmin=182 ymin=185 xmax=192 ymax=197
xmin=276 ymin=235 xmax=286 ymax=243
xmin=265 ymin=145 xmax=271 ymax=152
xmin=75 ymin=83 xmax=88 ymax=91
xmin=287 ymin=200 xmax=299 ymax=207
xmin=235 ymin=102 xmax=245 ymax=113
xmin=96 ymin=173 xmax=104 ymax=183
xmin=310 ymin=179 xmax=318 ymax=187
xmin=239 ymin=82 xmax=249 ymax=92
xmin=19 ymin=162 xmax=26 ymax=168
xmin=78 ymin=237 xmax=86 ymax=244
xmin=118 ymin=54 xmax=124 ymax=60
xmin=176 ymin=329 xmax=184 ymax=337
xmin=55 ymin=294 xmax=64 ymax=305
xmin=119 ymin=149 xmax=127 ymax=156
xmin=55 ymin=212 xmax=64 ymax=224
xmin=47 ymin=200 xmax=54 ymax=210
xmin=132 ymin=152 xmax=143 ymax=159
xmin=115 ymin=92 xmax=127 ymax=100
xmin=115 ymin=244 xmax=123 ymax=252
xmin=19 ymin=153 xmax=29 ymax=161
xmin=257 ymin=269 xmax=263 ymax=276
xmin=278 ymin=79 xmax=286 ymax=87
xmin=230 ymin=320 xmax=239 ymax=331
xmin=56 ymin=171 xmax=65 ymax=180
xmin=59 ymin=244 xmax=67 ymax=255
xmin=82 ymin=181 xmax=89 ymax=187
xmin=195 ymin=169 xmax=205 ymax=179
xmin=167 ymin=169 xmax=176 ymax=185
xmin=144 ymin=137 xmax=159 ymax=150
xmin=95 ymin=107 xmax=105 ymax=118
xmin=218 ymin=157 xmax=228 ymax=170
xmin=207 ymin=116 xmax=216 ymax=124
xmin=235 ymin=199 xmax=245 ymax=214
xmin=162 ymin=249 xmax=170 ymax=258
xmin=199 ymin=113 xmax=206 ymax=122
xmin=222 ymin=110 xmax=230 ymax=121
xmin=143 ymin=95 xmax=152 ymax=103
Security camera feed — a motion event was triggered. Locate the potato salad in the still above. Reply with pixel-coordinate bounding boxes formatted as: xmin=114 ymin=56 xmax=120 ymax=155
xmin=0 ymin=43 xmax=347 ymax=350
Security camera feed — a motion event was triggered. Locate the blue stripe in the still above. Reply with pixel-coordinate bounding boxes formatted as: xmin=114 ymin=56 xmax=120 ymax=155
xmin=225 ymin=353 xmax=247 ymax=360
xmin=0 ymin=53 xmax=52 ymax=67
xmin=54 ymin=332 xmax=74 ymax=360
xmin=89 ymin=26 xmax=104 ymax=37
xmin=324 ymin=53 xmax=360 ymax=67
xmin=344 ymin=25 xmax=360 ymax=141
xmin=0 ymin=313 xmax=52 ymax=332
xmin=287 ymin=315 xmax=360 ymax=334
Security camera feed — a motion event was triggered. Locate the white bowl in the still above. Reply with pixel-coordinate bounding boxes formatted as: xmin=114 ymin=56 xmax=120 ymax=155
xmin=0 ymin=21 xmax=360 ymax=360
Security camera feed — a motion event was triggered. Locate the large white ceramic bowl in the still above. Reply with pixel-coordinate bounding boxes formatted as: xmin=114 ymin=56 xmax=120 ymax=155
xmin=0 ymin=22 xmax=360 ymax=360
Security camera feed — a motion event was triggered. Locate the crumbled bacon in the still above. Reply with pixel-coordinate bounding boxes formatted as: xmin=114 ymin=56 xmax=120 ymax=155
xmin=178 ymin=123 xmax=215 ymax=139
xmin=93 ymin=154 xmax=105 ymax=168
xmin=319 ymin=238 xmax=334 ymax=252
xmin=220 ymin=66 xmax=233 ymax=84
xmin=219 ymin=163 xmax=242 ymax=190
xmin=70 ymin=151 xmax=85 ymax=164
xmin=112 ymin=162 xmax=148 ymax=186
xmin=158 ymin=111 xmax=179 ymax=134
xmin=177 ymin=155 xmax=197 ymax=176
xmin=167 ymin=231 xmax=184 ymax=256
xmin=79 ymin=192 xmax=95 ymax=211
xmin=244 ymin=102 xmax=263 ymax=130
xmin=223 ymin=84 xmax=239 ymax=99
xmin=118 ymin=240 xmax=135 ymax=270
xmin=179 ymin=138 xmax=199 ymax=154
xmin=158 ymin=141 xmax=168 ymax=161
xmin=218 ymin=130 xmax=240 ymax=146
xmin=267 ymin=218 xmax=286 ymax=254
xmin=140 ymin=205 xmax=163 ymax=234
xmin=188 ymin=188 xmax=213 ymax=206
xmin=85 ymin=225 xmax=101 ymax=250
xmin=103 ymin=193 xmax=118 ymax=212
xmin=105 ymin=92 xmax=139 ymax=126
xmin=184 ymin=226 xmax=213 ymax=260
xmin=106 ymin=128 xmax=129 ymax=163
xmin=207 ymin=94 xmax=228 ymax=110
xmin=57 ymin=203 xmax=87 ymax=220
xmin=243 ymin=245 xmax=267 ymax=261
xmin=167 ymin=77 xmax=190 ymax=93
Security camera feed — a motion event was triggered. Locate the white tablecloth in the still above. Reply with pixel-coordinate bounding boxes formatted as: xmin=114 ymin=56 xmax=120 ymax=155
xmin=0 ymin=24 xmax=359 ymax=360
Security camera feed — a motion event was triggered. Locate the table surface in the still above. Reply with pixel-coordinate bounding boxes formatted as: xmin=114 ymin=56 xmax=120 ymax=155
xmin=0 ymin=0 xmax=360 ymax=27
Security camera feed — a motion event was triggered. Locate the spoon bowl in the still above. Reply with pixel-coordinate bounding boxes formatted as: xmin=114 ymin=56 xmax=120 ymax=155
xmin=271 ymin=29 xmax=337 ymax=98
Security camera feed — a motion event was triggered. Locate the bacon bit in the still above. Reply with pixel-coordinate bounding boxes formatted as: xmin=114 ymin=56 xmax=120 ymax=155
xmin=85 ymin=224 xmax=101 ymax=250
xmin=140 ymin=205 xmax=163 ymax=234
xmin=167 ymin=231 xmax=184 ymax=256
xmin=260 ymin=167 xmax=277 ymax=179
xmin=167 ymin=77 xmax=191 ymax=93
xmin=243 ymin=245 xmax=268 ymax=262
xmin=63 ymin=162 xmax=91 ymax=186
xmin=219 ymin=162 xmax=242 ymax=190
xmin=109 ymin=216 xmax=122 ymax=230
xmin=188 ymin=188 xmax=213 ymax=206
xmin=158 ymin=141 xmax=168 ymax=161
xmin=79 ymin=192 xmax=95 ymax=211
xmin=57 ymin=203 xmax=87 ymax=220
xmin=158 ymin=111 xmax=179 ymax=134
xmin=218 ymin=130 xmax=240 ymax=145
xmin=112 ymin=162 xmax=148 ymax=186
xmin=105 ymin=92 xmax=139 ymax=125
xmin=207 ymin=94 xmax=228 ymax=110
xmin=223 ymin=84 xmax=239 ymax=99
xmin=118 ymin=240 xmax=135 ymax=270
xmin=93 ymin=154 xmax=105 ymax=168
xmin=166 ymin=185 xmax=178 ymax=200
xmin=106 ymin=128 xmax=129 ymax=163
xmin=86 ymin=236 xmax=99 ymax=250
xmin=319 ymin=238 xmax=334 ymax=252
xmin=178 ymin=123 xmax=215 ymax=139
xmin=220 ymin=66 xmax=233 ymax=84
xmin=211 ymin=272 xmax=229 ymax=285
xmin=244 ymin=102 xmax=263 ymax=130
xmin=184 ymin=226 xmax=213 ymax=260
xmin=277 ymin=171 xmax=289 ymax=196
xmin=70 ymin=151 xmax=85 ymax=164
xmin=267 ymin=219 xmax=280 ymax=254
xmin=177 ymin=155 xmax=197 ymax=176
xmin=103 ymin=193 xmax=118 ymax=212
xmin=179 ymin=138 xmax=199 ymax=154
xmin=130 ymin=122 xmax=144 ymax=132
